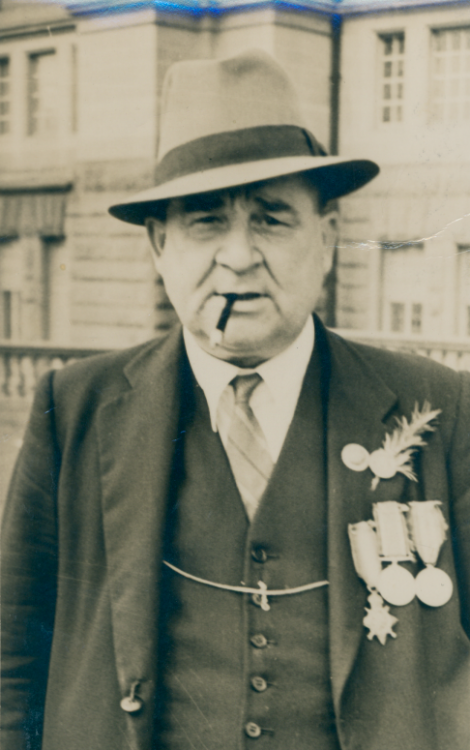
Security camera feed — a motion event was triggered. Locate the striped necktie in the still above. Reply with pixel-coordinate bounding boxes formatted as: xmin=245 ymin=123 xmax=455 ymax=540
xmin=221 ymin=373 xmax=274 ymax=521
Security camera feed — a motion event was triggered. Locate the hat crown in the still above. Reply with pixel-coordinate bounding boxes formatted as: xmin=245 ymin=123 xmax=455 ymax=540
xmin=158 ymin=50 xmax=306 ymax=160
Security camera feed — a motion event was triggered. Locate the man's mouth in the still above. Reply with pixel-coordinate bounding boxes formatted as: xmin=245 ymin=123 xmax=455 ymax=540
xmin=217 ymin=292 xmax=263 ymax=302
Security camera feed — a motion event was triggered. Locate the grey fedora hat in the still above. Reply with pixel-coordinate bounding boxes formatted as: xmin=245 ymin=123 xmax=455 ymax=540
xmin=109 ymin=49 xmax=379 ymax=226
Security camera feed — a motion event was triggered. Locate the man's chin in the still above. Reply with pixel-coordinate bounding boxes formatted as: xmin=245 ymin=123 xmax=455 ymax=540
xmin=205 ymin=328 xmax=285 ymax=367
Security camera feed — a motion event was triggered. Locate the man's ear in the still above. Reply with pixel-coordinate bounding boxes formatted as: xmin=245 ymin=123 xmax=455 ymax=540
xmin=320 ymin=210 xmax=339 ymax=276
xmin=145 ymin=217 xmax=167 ymax=272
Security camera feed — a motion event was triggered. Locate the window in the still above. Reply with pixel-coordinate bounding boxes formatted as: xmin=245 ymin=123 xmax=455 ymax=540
xmin=431 ymin=27 xmax=470 ymax=122
xmin=378 ymin=32 xmax=405 ymax=123
xmin=457 ymin=246 xmax=470 ymax=336
xmin=0 ymin=238 xmax=57 ymax=342
xmin=27 ymin=50 xmax=59 ymax=136
xmin=381 ymin=243 xmax=426 ymax=335
xmin=411 ymin=303 xmax=423 ymax=334
xmin=390 ymin=302 xmax=405 ymax=332
xmin=0 ymin=240 xmax=22 ymax=340
xmin=0 ymin=57 xmax=10 ymax=135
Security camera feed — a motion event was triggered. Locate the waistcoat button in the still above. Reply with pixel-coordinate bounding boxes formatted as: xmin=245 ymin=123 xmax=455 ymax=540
xmin=251 ymin=676 xmax=268 ymax=692
xmin=250 ymin=634 xmax=268 ymax=648
xmin=251 ymin=546 xmax=268 ymax=563
xmin=245 ymin=722 xmax=262 ymax=738
xmin=120 ymin=696 xmax=143 ymax=713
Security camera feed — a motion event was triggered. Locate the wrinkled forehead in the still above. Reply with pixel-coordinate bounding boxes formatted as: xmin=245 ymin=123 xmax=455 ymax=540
xmin=167 ymin=173 xmax=321 ymax=217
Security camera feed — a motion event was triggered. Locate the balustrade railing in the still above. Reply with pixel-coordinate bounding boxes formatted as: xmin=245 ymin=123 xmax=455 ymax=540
xmin=0 ymin=342 xmax=106 ymax=400
xmin=2 ymin=331 xmax=470 ymax=400
xmin=335 ymin=329 xmax=470 ymax=372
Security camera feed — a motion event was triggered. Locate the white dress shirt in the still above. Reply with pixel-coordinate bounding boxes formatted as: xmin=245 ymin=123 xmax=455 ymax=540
xmin=183 ymin=316 xmax=314 ymax=463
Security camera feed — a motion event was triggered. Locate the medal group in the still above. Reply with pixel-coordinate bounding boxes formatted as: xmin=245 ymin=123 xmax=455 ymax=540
xmin=342 ymin=403 xmax=453 ymax=645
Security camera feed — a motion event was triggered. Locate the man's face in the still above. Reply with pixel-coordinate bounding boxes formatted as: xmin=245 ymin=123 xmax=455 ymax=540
xmin=147 ymin=174 xmax=336 ymax=366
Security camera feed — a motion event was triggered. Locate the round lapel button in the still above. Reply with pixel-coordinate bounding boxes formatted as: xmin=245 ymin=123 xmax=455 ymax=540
xmin=120 ymin=696 xmax=143 ymax=713
xmin=341 ymin=444 xmax=370 ymax=472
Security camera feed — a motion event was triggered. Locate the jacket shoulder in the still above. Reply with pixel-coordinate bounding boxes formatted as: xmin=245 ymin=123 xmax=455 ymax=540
xmin=52 ymin=333 xmax=172 ymax=397
xmin=328 ymin=331 xmax=470 ymax=433
xmin=332 ymin=331 xmax=467 ymax=390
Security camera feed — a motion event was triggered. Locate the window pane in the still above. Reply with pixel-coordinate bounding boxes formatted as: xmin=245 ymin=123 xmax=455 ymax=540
xmin=391 ymin=303 xmax=405 ymax=333
xmin=384 ymin=37 xmax=393 ymax=55
xmin=0 ymin=57 xmax=10 ymax=136
xmin=27 ymin=50 xmax=58 ymax=137
xmin=378 ymin=32 xmax=405 ymax=124
xmin=2 ymin=291 xmax=12 ymax=339
xmin=411 ymin=303 xmax=422 ymax=334
xmin=431 ymin=27 xmax=470 ymax=122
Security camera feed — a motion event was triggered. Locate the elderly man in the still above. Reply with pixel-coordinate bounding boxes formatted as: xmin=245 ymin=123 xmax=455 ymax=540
xmin=2 ymin=50 xmax=469 ymax=750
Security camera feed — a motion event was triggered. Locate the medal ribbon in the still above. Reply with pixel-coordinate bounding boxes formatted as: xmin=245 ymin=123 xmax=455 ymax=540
xmin=408 ymin=501 xmax=448 ymax=566
xmin=348 ymin=521 xmax=382 ymax=589
xmin=373 ymin=501 xmax=414 ymax=561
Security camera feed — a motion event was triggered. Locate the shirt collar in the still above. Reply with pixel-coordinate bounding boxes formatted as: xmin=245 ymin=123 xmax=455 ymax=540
xmin=183 ymin=316 xmax=315 ymax=431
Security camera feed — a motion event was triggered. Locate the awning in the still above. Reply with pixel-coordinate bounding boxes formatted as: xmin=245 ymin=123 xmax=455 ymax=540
xmin=0 ymin=184 xmax=73 ymax=240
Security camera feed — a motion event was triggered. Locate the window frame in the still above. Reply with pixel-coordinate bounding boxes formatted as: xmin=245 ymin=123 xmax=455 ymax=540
xmin=429 ymin=25 xmax=470 ymax=125
xmin=376 ymin=30 xmax=406 ymax=126
xmin=0 ymin=56 xmax=11 ymax=136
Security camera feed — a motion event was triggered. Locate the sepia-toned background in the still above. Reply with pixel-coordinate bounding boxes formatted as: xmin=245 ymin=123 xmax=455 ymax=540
xmin=1 ymin=0 xmax=470 ymax=512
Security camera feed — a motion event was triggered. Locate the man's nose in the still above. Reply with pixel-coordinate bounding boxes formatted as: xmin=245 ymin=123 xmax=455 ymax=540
xmin=215 ymin=225 xmax=262 ymax=273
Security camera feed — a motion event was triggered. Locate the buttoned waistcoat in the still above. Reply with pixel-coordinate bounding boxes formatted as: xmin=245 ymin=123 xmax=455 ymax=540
xmin=2 ymin=316 xmax=470 ymax=750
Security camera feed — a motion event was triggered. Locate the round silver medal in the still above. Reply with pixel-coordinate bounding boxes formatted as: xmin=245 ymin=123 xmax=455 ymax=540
xmin=378 ymin=563 xmax=416 ymax=606
xmin=415 ymin=566 xmax=453 ymax=607
xmin=341 ymin=444 xmax=370 ymax=472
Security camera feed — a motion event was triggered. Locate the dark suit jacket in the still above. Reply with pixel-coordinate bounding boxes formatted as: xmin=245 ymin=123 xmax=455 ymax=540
xmin=2 ymin=320 xmax=470 ymax=750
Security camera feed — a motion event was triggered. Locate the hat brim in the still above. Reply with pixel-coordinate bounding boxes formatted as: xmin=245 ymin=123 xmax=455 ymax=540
xmin=109 ymin=155 xmax=379 ymax=226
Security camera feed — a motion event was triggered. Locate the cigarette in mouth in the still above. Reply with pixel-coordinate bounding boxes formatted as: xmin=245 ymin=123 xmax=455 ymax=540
xmin=210 ymin=294 xmax=237 ymax=348
xmin=209 ymin=293 xmax=260 ymax=348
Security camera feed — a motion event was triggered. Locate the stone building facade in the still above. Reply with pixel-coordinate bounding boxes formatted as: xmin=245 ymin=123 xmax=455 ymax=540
xmin=0 ymin=0 xmax=470 ymax=347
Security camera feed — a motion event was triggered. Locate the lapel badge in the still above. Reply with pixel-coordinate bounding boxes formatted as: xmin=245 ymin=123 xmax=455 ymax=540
xmin=342 ymin=401 xmax=441 ymax=490
xmin=349 ymin=499 xmax=453 ymax=645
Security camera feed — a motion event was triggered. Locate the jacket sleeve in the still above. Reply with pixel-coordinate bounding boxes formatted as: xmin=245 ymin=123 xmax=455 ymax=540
xmin=1 ymin=371 xmax=60 ymax=750
xmin=448 ymin=370 xmax=470 ymax=640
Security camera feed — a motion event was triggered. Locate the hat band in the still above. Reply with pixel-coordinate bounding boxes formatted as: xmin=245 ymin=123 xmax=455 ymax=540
xmin=154 ymin=125 xmax=327 ymax=188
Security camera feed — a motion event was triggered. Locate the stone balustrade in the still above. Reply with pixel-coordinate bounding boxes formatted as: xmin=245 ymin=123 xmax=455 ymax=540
xmin=2 ymin=332 xmax=470 ymax=401
xmin=335 ymin=330 xmax=470 ymax=372
xmin=0 ymin=342 xmax=107 ymax=400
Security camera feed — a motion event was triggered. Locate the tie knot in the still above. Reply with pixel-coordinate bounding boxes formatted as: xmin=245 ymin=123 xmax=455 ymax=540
xmin=231 ymin=373 xmax=262 ymax=406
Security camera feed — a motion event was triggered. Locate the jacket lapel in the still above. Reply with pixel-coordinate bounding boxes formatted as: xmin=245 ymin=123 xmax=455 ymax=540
xmin=97 ymin=327 xmax=184 ymax=749
xmin=323 ymin=328 xmax=404 ymax=719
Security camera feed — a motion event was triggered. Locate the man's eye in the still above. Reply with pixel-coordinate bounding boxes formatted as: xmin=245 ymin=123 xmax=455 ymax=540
xmin=264 ymin=215 xmax=282 ymax=226
xmin=256 ymin=214 xmax=287 ymax=227
xmin=193 ymin=215 xmax=220 ymax=225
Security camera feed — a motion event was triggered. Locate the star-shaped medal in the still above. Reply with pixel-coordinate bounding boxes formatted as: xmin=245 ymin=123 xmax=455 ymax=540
xmin=363 ymin=590 xmax=398 ymax=645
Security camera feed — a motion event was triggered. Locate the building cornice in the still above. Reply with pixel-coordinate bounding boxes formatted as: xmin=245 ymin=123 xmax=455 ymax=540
xmin=58 ymin=0 xmax=470 ymax=19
